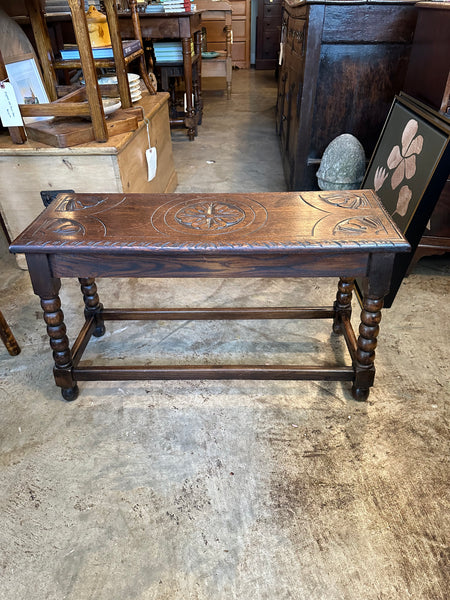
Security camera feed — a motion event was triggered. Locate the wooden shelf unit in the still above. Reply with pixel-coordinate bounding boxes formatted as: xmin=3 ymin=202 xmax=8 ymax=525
xmin=197 ymin=0 xmax=232 ymax=98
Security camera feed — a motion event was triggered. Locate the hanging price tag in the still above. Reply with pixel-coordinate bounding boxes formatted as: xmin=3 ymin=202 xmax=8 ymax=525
xmin=145 ymin=119 xmax=157 ymax=182
xmin=0 ymin=82 xmax=24 ymax=127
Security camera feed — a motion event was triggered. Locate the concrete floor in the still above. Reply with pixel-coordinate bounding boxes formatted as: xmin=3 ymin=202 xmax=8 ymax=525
xmin=0 ymin=70 xmax=449 ymax=600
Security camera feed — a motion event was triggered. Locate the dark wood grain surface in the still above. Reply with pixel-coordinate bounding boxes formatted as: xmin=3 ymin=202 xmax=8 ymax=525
xmin=10 ymin=190 xmax=409 ymax=256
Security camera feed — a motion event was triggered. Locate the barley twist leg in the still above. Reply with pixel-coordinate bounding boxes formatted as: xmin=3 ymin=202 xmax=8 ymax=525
xmin=79 ymin=277 xmax=105 ymax=337
xmin=41 ymin=296 xmax=78 ymax=401
xmin=333 ymin=277 xmax=355 ymax=334
xmin=352 ymin=296 xmax=383 ymax=401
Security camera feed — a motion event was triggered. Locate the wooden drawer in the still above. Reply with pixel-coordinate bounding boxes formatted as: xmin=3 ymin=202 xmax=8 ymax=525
xmin=264 ymin=17 xmax=281 ymax=31
xmin=264 ymin=4 xmax=281 ymax=19
xmin=261 ymin=30 xmax=281 ymax=57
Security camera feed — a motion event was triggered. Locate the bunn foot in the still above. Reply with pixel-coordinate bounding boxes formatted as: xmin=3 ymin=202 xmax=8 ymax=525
xmin=61 ymin=385 xmax=79 ymax=401
xmin=93 ymin=323 xmax=106 ymax=338
xmin=351 ymin=386 xmax=370 ymax=401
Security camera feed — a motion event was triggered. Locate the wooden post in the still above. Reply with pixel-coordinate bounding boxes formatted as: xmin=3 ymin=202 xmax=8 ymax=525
xmin=129 ymin=0 xmax=156 ymax=94
xmin=103 ymin=0 xmax=132 ymax=108
xmin=67 ymin=0 xmax=108 ymax=142
xmin=25 ymin=0 xmax=58 ymax=101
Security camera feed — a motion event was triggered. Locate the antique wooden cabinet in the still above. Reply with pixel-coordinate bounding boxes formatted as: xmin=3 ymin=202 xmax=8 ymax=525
xmin=229 ymin=0 xmax=251 ymax=68
xmin=255 ymin=0 xmax=282 ymax=70
xmin=403 ymin=1 xmax=450 ymax=265
xmin=276 ymin=0 xmax=418 ymax=191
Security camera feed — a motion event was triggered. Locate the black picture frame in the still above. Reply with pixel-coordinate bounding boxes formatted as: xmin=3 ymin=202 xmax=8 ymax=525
xmin=356 ymin=93 xmax=450 ymax=308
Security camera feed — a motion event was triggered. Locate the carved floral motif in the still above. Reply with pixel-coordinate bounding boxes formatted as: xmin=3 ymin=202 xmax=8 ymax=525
xmin=318 ymin=192 xmax=370 ymax=209
xmin=56 ymin=195 xmax=107 ymax=212
xmin=175 ymin=202 xmax=245 ymax=231
xmin=42 ymin=218 xmax=85 ymax=236
xmin=333 ymin=216 xmax=385 ymax=236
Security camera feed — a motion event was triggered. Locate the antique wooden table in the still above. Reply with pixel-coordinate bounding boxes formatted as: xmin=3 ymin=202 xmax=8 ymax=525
xmin=10 ymin=190 xmax=409 ymax=402
xmin=118 ymin=10 xmax=203 ymax=140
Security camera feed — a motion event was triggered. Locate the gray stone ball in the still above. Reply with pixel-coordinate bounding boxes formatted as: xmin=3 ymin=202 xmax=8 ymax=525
xmin=316 ymin=134 xmax=366 ymax=190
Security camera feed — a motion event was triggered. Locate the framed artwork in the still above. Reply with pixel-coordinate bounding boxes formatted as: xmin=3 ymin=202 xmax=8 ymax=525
xmin=4 ymin=54 xmax=49 ymax=122
xmin=357 ymin=93 xmax=450 ymax=308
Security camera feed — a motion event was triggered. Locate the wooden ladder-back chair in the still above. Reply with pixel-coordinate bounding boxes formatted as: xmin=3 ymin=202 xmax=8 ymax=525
xmin=1 ymin=0 xmax=156 ymax=146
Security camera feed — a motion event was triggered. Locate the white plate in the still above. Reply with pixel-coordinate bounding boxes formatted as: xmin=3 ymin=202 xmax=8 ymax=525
xmin=97 ymin=73 xmax=140 ymax=85
xmin=131 ymin=94 xmax=142 ymax=102
xmin=102 ymin=97 xmax=121 ymax=115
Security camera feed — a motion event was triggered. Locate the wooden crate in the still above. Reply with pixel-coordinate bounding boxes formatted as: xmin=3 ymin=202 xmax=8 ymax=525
xmin=0 ymin=92 xmax=177 ymax=268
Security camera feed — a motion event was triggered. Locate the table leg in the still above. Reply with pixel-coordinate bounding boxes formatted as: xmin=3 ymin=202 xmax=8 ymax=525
xmin=332 ymin=276 xmax=354 ymax=334
xmin=193 ymin=29 xmax=203 ymax=127
xmin=79 ymin=277 xmax=105 ymax=337
xmin=26 ymin=255 xmax=78 ymax=401
xmin=182 ymin=36 xmax=196 ymax=141
xmin=225 ymin=23 xmax=232 ymax=99
xmin=352 ymin=296 xmax=383 ymax=401
xmin=41 ymin=294 xmax=79 ymax=401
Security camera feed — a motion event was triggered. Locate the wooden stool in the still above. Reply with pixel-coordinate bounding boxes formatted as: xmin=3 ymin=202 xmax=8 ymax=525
xmin=9 ymin=190 xmax=410 ymax=401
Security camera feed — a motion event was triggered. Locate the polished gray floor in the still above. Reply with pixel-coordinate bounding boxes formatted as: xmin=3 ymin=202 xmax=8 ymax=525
xmin=0 ymin=70 xmax=449 ymax=600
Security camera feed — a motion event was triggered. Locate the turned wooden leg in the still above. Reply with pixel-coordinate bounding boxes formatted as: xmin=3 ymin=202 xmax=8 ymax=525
xmin=0 ymin=310 xmax=21 ymax=356
xmin=79 ymin=277 xmax=105 ymax=337
xmin=41 ymin=295 xmax=78 ymax=401
xmin=193 ymin=29 xmax=203 ymax=126
xmin=352 ymin=296 xmax=383 ymax=401
xmin=333 ymin=277 xmax=354 ymax=334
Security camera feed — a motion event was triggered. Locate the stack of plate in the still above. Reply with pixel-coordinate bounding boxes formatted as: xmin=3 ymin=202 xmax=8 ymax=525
xmin=97 ymin=73 xmax=142 ymax=103
xmin=128 ymin=74 xmax=142 ymax=102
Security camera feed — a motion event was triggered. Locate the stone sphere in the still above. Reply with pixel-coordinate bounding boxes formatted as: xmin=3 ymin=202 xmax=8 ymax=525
xmin=316 ymin=134 xmax=366 ymax=190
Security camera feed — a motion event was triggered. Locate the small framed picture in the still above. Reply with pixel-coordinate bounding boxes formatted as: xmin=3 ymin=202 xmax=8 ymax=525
xmin=357 ymin=93 xmax=450 ymax=307
xmin=5 ymin=54 xmax=49 ymax=122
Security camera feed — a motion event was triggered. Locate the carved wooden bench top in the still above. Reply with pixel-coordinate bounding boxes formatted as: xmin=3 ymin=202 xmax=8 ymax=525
xmin=11 ymin=190 xmax=409 ymax=256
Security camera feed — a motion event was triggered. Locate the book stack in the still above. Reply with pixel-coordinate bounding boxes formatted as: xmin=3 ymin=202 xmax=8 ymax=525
xmin=60 ymin=39 xmax=141 ymax=60
xmin=162 ymin=0 xmax=193 ymax=13
xmin=153 ymin=40 xmax=194 ymax=63
xmin=145 ymin=3 xmax=165 ymax=12
xmin=45 ymin=0 xmax=100 ymax=12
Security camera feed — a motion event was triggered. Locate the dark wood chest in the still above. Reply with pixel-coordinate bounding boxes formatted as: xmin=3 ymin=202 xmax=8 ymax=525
xmin=276 ymin=0 xmax=418 ymax=191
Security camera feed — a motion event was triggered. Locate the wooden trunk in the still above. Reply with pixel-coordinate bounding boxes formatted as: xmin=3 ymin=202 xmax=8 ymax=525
xmin=0 ymin=93 xmax=177 ymax=268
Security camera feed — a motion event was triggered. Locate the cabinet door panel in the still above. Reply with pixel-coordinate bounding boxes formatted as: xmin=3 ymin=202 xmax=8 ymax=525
xmin=232 ymin=19 xmax=247 ymax=39
xmin=232 ymin=41 xmax=247 ymax=62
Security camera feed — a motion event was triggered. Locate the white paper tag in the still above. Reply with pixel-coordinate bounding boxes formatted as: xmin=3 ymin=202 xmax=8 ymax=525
xmin=0 ymin=82 xmax=24 ymax=127
xmin=279 ymin=42 xmax=284 ymax=66
xmin=146 ymin=147 xmax=157 ymax=181
xmin=183 ymin=93 xmax=195 ymax=112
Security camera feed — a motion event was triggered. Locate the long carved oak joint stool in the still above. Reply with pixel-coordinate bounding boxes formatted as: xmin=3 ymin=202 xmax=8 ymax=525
xmin=10 ymin=190 xmax=409 ymax=401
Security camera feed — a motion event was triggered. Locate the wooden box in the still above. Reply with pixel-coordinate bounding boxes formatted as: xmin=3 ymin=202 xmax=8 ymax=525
xmin=0 ymin=92 xmax=177 ymax=268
